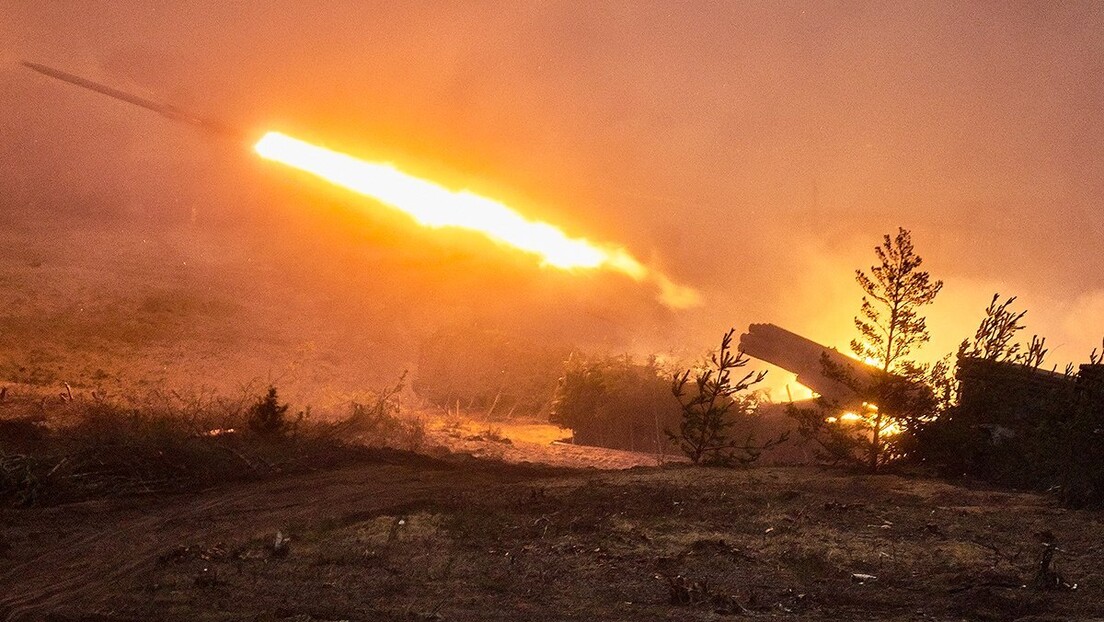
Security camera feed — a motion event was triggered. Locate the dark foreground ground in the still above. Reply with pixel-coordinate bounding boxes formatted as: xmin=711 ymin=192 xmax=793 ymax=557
xmin=2 ymin=457 xmax=1102 ymax=622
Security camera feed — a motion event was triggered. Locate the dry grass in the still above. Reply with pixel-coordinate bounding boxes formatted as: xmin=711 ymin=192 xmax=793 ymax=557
xmin=0 ymin=386 xmax=403 ymax=506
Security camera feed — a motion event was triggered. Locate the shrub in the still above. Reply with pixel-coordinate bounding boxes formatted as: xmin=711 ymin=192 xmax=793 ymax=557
xmin=247 ymin=386 xmax=302 ymax=438
xmin=0 ymin=453 xmax=44 ymax=506
xmin=550 ymin=354 xmax=679 ymax=453
xmin=786 ymin=366 xmax=935 ymax=470
xmin=340 ymin=373 xmax=426 ymax=451
xmin=414 ymin=326 xmax=568 ymax=417
xmin=0 ymin=386 xmax=369 ymax=506
xmin=668 ymin=329 xmax=783 ymax=466
xmin=1059 ymin=363 xmax=1104 ymax=507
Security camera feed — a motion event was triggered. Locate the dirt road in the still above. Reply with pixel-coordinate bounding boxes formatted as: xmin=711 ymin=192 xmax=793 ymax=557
xmin=0 ymin=456 xmax=554 ymax=621
xmin=3 ymin=458 xmax=1103 ymax=621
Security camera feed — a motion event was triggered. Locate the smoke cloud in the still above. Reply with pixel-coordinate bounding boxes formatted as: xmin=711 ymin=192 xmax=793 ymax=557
xmin=1 ymin=2 xmax=1101 ymax=402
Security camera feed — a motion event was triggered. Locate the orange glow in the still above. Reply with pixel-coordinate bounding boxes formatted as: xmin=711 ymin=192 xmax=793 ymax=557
xmin=881 ymin=422 xmax=902 ymax=436
xmin=824 ymin=403 xmax=899 ymax=435
xmin=254 ymin=131 xmax=700 ymax=308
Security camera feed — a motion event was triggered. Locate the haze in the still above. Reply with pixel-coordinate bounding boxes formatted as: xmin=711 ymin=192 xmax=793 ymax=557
xmin=1 ymin=2 xmax=1101 ymax=403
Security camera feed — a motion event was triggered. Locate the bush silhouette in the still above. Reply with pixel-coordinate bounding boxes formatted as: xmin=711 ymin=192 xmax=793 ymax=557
xmin=248 ymin=386 xmax=293 ymax=437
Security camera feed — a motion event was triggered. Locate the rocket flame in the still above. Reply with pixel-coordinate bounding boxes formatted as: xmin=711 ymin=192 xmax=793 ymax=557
xmin=825 ymin=402 xmax=899 ymax=435
xmin=254 ymin=131 xmax=700 ymax=308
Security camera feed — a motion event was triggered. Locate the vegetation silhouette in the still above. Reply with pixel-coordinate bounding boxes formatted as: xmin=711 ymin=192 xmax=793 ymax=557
xmin=668 ymin=329 xmax=786 ymax=466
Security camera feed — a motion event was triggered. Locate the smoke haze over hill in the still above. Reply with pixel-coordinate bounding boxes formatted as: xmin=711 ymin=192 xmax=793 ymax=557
xmin=1 ymin=2 xmax=1101 ymax=403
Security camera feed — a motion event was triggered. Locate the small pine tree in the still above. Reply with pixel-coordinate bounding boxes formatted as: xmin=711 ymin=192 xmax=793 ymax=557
xmin=788 ymin=228 xmax=942 ymax=472
xmin=851 ymin=228 xmax=944 ymax=371
xmin=958 ymin=293 xmax=1049 ymax=369
xmin=667 ymin=329 xmax=782 ymax=466
xmin=960 ymin=294 xmax=1028 ymax=362
xmin=248 ymin=386 xmax=292 ymax=437
xmin=786 ymin=354 xmax=936 ymax=471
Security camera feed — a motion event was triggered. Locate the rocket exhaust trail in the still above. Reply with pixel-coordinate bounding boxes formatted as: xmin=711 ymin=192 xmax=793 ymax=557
xmin=21 ymin=61 xmax=246 ymax=141
xmin=21 ymin=61 xmax=702 ymax=307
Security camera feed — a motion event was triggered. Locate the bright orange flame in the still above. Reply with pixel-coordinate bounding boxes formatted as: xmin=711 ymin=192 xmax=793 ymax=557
xmin=825 ymin=403 xmax=900 ymax=435
xmin=254 ymin=131 xmax=700 ymax=308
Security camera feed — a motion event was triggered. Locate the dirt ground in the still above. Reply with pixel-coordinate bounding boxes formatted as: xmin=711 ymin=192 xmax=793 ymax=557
xmin=2 ymin=449 xmax=1103 ymax=622
xmin=423 ymin=417 xmax=676 ymax=469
